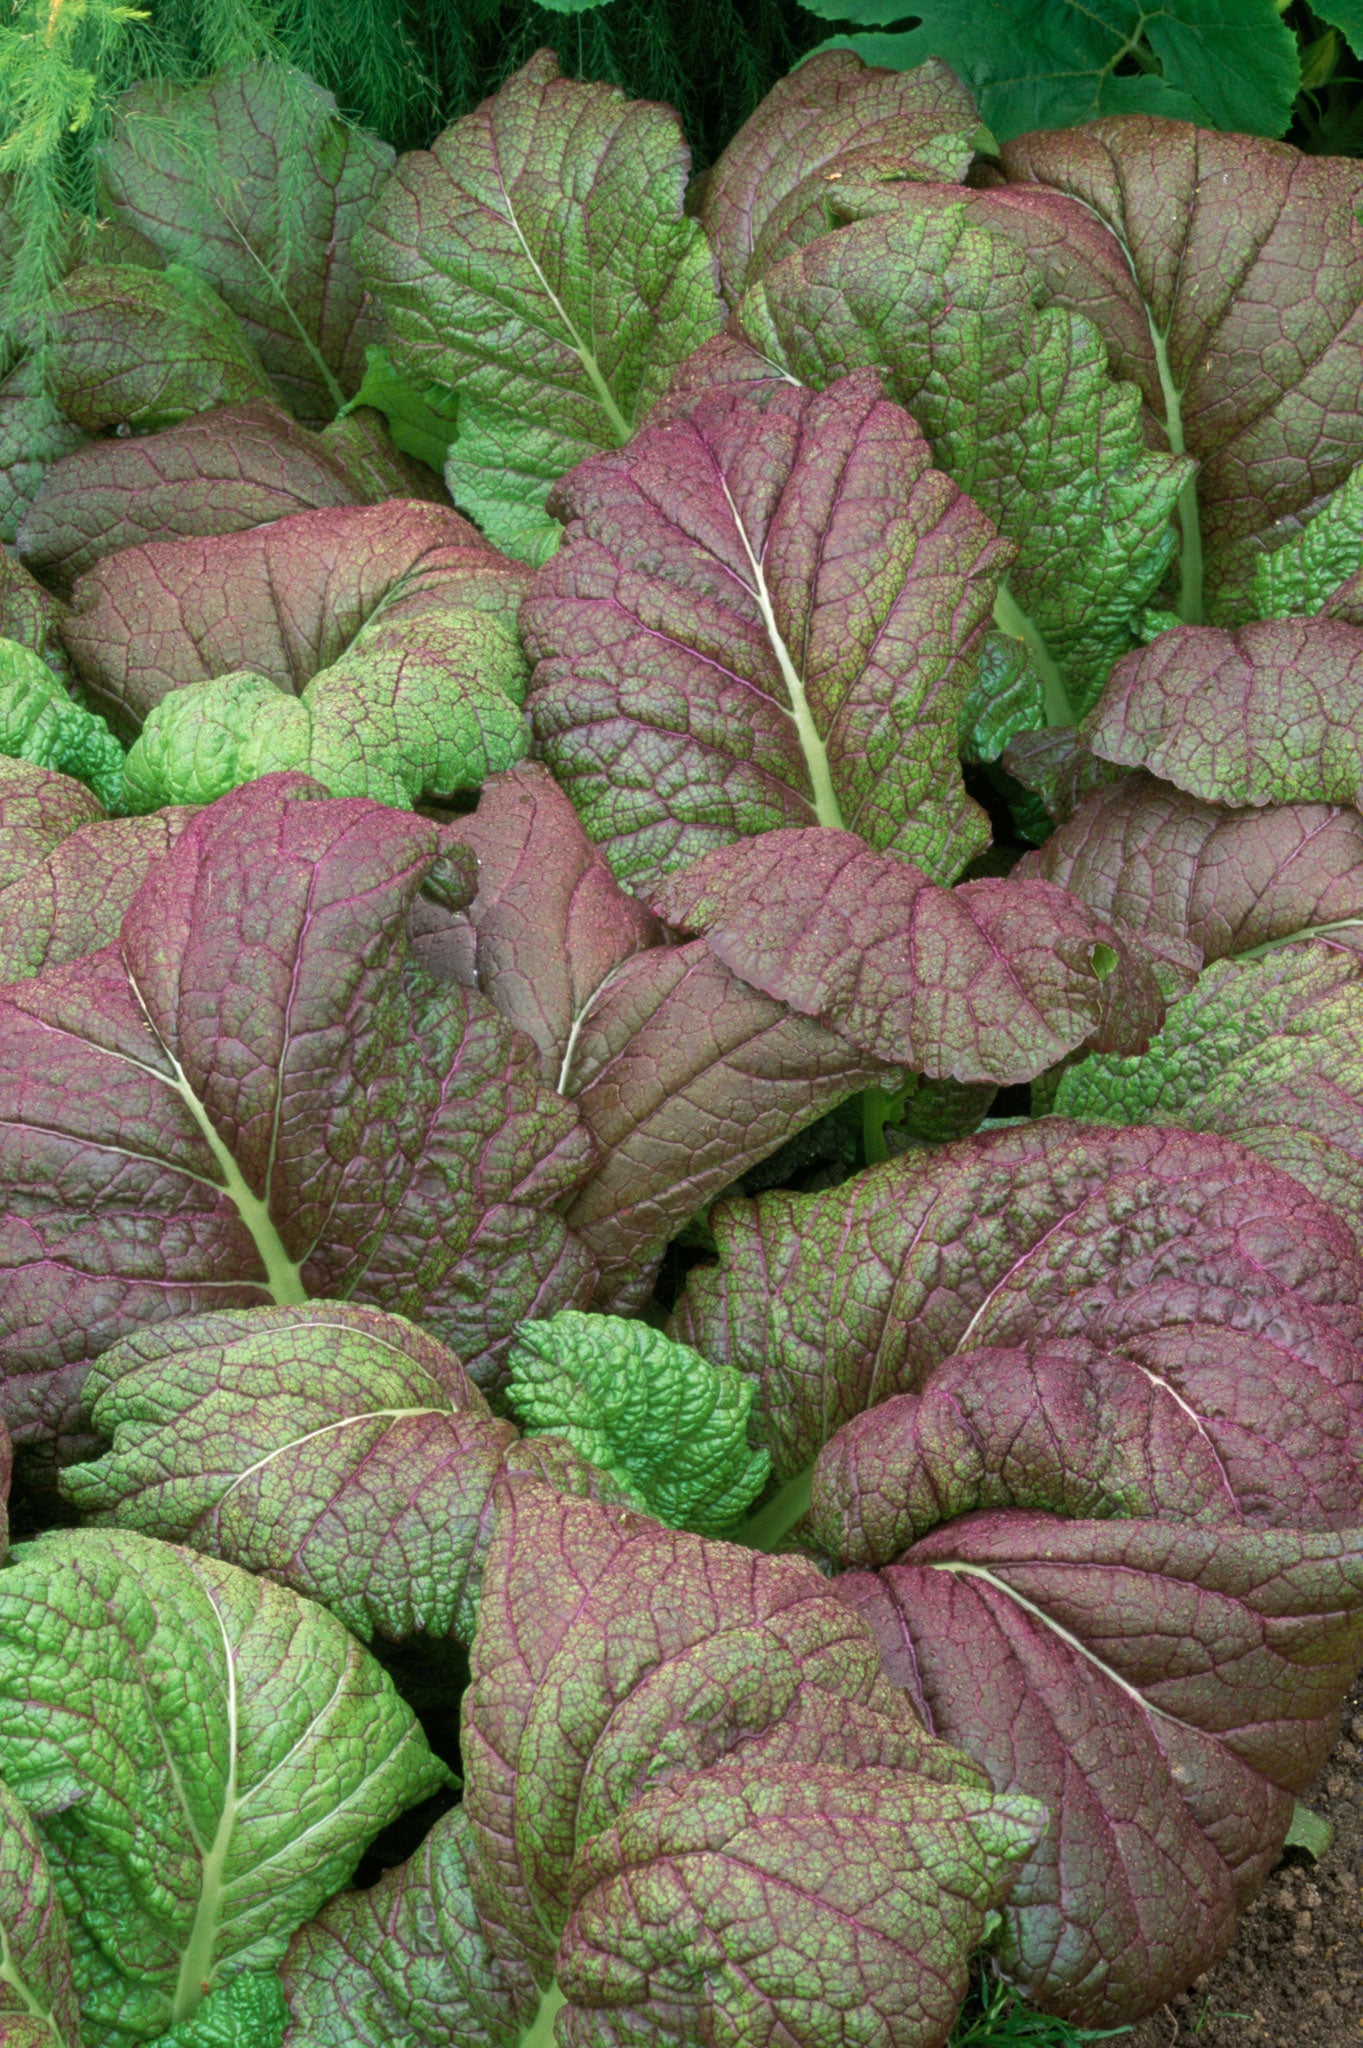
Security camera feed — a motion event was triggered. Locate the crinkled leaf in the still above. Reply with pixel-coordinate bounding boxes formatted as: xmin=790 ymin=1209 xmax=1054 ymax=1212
xmin=1251 ymin=464 xmax=1363 ymax=620
xmin=413 ymin=762 xmax=662 ymax=1086
xmin=462 ymin=1475 xmax=992 ymax=1981
xmin=279 ymin=1806 xmax=538 ymax=2048
xmin=652 ymin=829 xmax=1163 ymax=1080
xmin=18 ymin=400 xmax=444 ymax=597
xmin=100 ymin=66 xmax=395 ymax=425
xmin=958 ymin=630 xmax=1048 ymax=765
xmin=983 ymin=118 xmax=1363 ymax=620
xmin=558 ymin=1755 xmax=1043 ymax=2048
xmin=120 ymin=633 xmax=528 ymax=812
xmin=61 ymin=1303 xmax=622 ymax=1647
xmin=60 ymin=498 xmax=526 ymax=736
xmin=0 ymin=774 xmax=596 ymax=1459
xmin=0 ymin=549 xmax=69 ymax=675
xmin=804 ymin=1333 xmax=1363 ymax=1569
xmin=157 ymin=1972 xmax=287 ymax=2048
xmin=0 ymin=638 xmax=126 ymax=810
xmin=0 ymin=1775 xmax=78 ymax=2046
xmin=554 ymin=939 xmax=894 ymax=1306
xmin=1053 ymin=942 xmax=1363 ymax=1241
xmin=734 ymin=193 xmax=1192 ymax=715
xmin=0 ymin=758 xmax=105 ymax=891
xmin=45 ymin=263 xmax=276 ymax=435
xmin=505 ymin=1309 xmax=770 ymax=1533
xmin=354 ymin=52 xmax=724 ymax=561
xmin=1085 ymin=618 xmax=1363 ymax=806
xmin=0 ymin=1527 xmax=448 ymax=2044
xmin=0 ymin=806 xmax=191 ymax=984
xmin=524 ymin=369 xmax=1009 ymax=890
xmin=669 ymin=1118 xmax=1363 ymax=1479
xmin=0 ymin=347 xmax=86 ymax=545
xmin=700 ymin=49 xmax=978 ymax=302
xmin=838 ymin=1517 xmax=1363 ymax=2024
xmin=1020 ymin=771 xmax=1363 ymax=962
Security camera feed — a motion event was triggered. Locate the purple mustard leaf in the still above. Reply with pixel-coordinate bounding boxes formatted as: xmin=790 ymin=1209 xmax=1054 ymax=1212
xmin=0 ymin=773 xmax=596 ymax=1460
xmin=0 ymin=758 xmax=106 ymax=891
xmin=461 ymin=1472 xmax=965 ymax=1983
xmin=650 ymin=828 xmax=1164 ymax=1080
xmin=668 ymin=1118 xmax=1363 ymax=1481
xmin=556 ymin=940 xmax=894 ymax=1308
xmin=837 ymin=1515 xmax=1363 ymax=2024
xmin=0 ymin=806 xmax=192 ymax=983
xmin=1019 ymin=771 xmax=1363 ymax=963
xmin=19 ymin=400 xmax=445 ymax=597
xmin=999 ymin=727 xmax=1128 ymax=828
xmin=977 ymin=119 xmax=1363 ymax=622
xmin=700 ymin=49 xmax=978 ymax=303
xmin=0 ymin=550 xmax=70 ymax=677
xmin=57 ymin=498 xmax=526 ymax=731
xmin=522 ymin=369 xmax=1009 ymax=892
xmin=61 ymin=1302 xmax=626 ymax=1647
xmin=280 ymin=1806 xmax=540 ymax=2048
xmin=557 ymin=1752 xmax=1043 ymax=2048
xmin=803 ymin=1330 xmax=1363 ymax=1570
xmin=1084 ymin=617 xmax=1363 ymax=808
xmin=428 ymin=763 xmax=663 ymax=1086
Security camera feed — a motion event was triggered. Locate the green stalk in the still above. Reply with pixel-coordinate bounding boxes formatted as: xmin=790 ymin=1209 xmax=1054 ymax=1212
xmin=522 ymin=1981 xmax=567 ymax=2048
xmin=736 ymin=1463 xmax=814 ymax=1554
xmin=991 ymin=587 xmax=1074 ymax=728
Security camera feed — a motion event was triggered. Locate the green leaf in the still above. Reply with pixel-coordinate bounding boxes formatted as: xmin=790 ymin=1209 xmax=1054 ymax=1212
xmin=279 ymin=1806 xmax=539 ymax=2046
xmin=99 ymin=66 xmax=396 ymax=424
xmin=157 ymin=1972 xmax=287 ymax=2048
xmin=353 ymin=52 xmax=725 ymax=561
xmin=958 ymin=631 xmax=1049 ymax=765
xmin=1282 ymin=1800 xmax=1334 ymax=1861
xmin=339 ymin=345 xmax=459 ymax=475
xmin=1314 ymin=0 xmax=1363 ymax=59
xmin=1251 ymin=465 xmax=1363 ymax=617
xmin=0 ymin=638 xmax=126 ymax=812
xmin=1051 ymin=943 xmax=1363 ymax=1231
xmin=0 ymin=1527 xmax=450 ymax=2043
xmin=739 ymin=196 xmax=1191 ymax=716
xmin=795 ymin=0 xmax=1300 ymax=140
xmin=46 ymin=263 xmax=276 ymax=435
xmin=506 ymin=1310 xmax=771 ymax=1534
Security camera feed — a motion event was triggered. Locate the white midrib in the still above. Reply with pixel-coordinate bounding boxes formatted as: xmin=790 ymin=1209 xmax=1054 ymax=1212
xmin=0 ymin=1924 xmax=66 ymax=2041
xmin=171 ymin=1596 xmax=241 ymax=2022
xmin=929 ymin=1560 xmax=1183 ymax=1732
xmin=160 ymin=1047 xmax=308 ymax=1306
xmin=216 ymin=1408 xmax=448 ymax=1502
xmin=500 ymin=198 xmax=632 ymax=445
xmin=718 ymin=476 xmax=844 ymax=829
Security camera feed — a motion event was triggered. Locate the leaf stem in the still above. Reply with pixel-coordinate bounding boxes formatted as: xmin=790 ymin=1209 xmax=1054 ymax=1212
xmin=522 ymin=1980 xmax=567 ymax=2048
xmin=991 ymin=586 xmax=1074 ymax=727
xmin=736 ymin=1463 xmax=814 ymax=1553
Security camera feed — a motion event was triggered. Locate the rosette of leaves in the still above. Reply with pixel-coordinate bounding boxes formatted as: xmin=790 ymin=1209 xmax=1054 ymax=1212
xmin=668 ymin=1116 xmax=1363 ymax=2021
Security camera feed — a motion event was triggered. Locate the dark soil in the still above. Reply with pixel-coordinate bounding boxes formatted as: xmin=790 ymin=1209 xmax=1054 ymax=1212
xmin=1125 ymin=1674 xmax=1363 ymax=2047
